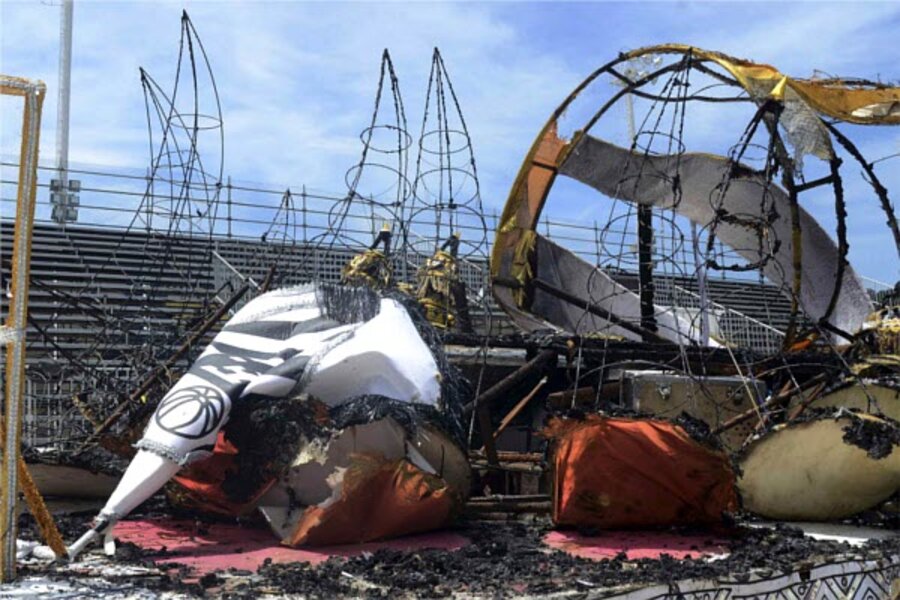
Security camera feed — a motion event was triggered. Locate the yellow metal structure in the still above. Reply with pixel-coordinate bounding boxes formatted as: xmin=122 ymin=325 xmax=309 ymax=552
xmin=341 ymin=224 xmax=394 ymax=289
xmin=625 ymin=45 xmax=900 ymax=125
xmin=1 ymin=75 xmax=66 ymax=581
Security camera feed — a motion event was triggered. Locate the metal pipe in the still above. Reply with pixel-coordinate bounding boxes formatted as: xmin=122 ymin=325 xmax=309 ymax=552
xmin=691 ymin=222 xmax=710 ymax=345
xmin=56 ymin=0 xmax=74 ymax=191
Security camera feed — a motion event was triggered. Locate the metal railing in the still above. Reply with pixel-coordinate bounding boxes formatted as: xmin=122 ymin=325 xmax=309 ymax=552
xmin=861 ymin=275 xmax=896 ymax=305
xmin=1 ymin=160 xmax=754 ymax=277
xmin=4 ymin=158 xmax=884 ymax=448
xmin=3 ymin=160 xmax=875 ymax=340
xmin=211 ymin=249 xmax=260 ymax=313
xmin=654 ymin=280 xmax=785 ymax=354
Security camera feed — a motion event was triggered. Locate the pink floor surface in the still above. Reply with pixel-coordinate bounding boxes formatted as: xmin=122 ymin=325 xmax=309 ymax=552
xmin=113 ymin=518 xmax=470 ymax=576
xmin=543 ymin=530 xmax=729 ymax=561
xmin=114 ymin=518 xmax=730 ymax=579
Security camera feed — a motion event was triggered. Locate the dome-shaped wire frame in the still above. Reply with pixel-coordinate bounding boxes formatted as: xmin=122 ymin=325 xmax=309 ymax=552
xmin=492 ymin=44 xmax=900 ymax=352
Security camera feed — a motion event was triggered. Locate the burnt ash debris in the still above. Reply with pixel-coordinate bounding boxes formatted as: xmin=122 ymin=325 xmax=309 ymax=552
xmin=220 ymin=393 xmax=327 ymax=504
xmin=15 ymin=513 xmax=900 ymax=599
xmin=840 ymin=412 xmax=900 ymax=460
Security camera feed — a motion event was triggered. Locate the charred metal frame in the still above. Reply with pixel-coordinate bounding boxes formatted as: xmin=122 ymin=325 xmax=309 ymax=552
xmin=491 ymin=45 xmax=893 ymax=351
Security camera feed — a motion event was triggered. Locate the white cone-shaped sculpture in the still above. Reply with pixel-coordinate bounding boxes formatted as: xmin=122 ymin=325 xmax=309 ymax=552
xmin=68 ymin=451 xmax=179 ymax=557
xmin=69 ymin=284 xmax=448 ymax=559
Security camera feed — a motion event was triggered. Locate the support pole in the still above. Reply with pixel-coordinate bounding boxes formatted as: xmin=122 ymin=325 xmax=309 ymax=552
xmin=625 ymin=77 xmax=657 ymax=333
xmin=637 ymin=205 xmax=657 ymax=335
xmin=462 ymin=348 xmax=557 ymax=415
xmin=624 ymin=81 xmax=657 ymax=336
xmin=0 ymin=76 xmax=64 ymax=581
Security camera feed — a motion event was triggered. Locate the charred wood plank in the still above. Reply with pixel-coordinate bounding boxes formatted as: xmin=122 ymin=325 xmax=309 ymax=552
xmin=462 ymin=349 xmax=558 ymax=416
xmin=489 ymin=376 xmax=548 ymax=444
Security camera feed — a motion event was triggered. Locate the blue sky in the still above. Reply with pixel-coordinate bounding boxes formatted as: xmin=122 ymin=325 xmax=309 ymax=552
xmin=1 ymin=1 xmax=898 ymax=282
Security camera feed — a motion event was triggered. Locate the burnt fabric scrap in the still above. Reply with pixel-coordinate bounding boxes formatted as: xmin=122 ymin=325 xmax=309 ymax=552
xmin=285 ymin=454 xmax=459 ymax=547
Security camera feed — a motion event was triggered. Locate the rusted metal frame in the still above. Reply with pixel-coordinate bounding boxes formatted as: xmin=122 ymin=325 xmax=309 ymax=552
xmin=493 ymin=57 xmax=689 ymax=274
xmin=476 ymin=404 xmax=500 ymax=467
xmin=757 ymin=104 xmax=804 ymax=346
xmin=776 ymin=150 xmax=802 ymax=347
xmin=78 ymin=281 xmax=251 ymax=450
xmin=580 ymin=60 xmax=691 ymax=141
xmin=752 ymin=103 xmax=803 ymax=347
xmin=531 ymin=278 xmax=669 ymax=343
xmin=467 ymin=349 xmax=554 ymax=467
xmin=785 ymin=381 xmax=828 ymax=421
xmin=814 ymin=319 xmax=855 ymax=347
xmin=804 ymin=155 xmax=848 ymax=331
xmin=445 ymin=334 xmax=751 ymax=375
xmin=793 ymin=173 xmax=837 ymax=194
xmin=616 ymin=59 xmax=695 ymax=340
xmin=637 ymin=204 xmax=657 ymax=334
xmin=450 ymin=281 xmax=475 ymax=334
xmin=688 ymin=59 xmax=743 ymax=88
xmin=491 ymin=55 xmax=693 ymax=343
xmin=817 ymin=165 xmax=853 ymax=333
xmin=564 ymin=347 xmax=749 ymax=377
xmin=823 ymin=120 xmax=900 ymax=260
xmin=782 ymin=193 xmax=802 ymax=347
xmin=702 ymin=100 xmax=771 ymax=273
xmin=470 ymin=348 xmax=551 ymax=468
xmin=0 ymin=75 xmax=66 ymax=578
xmin=547 ymin=386 xmax=595 ymax=409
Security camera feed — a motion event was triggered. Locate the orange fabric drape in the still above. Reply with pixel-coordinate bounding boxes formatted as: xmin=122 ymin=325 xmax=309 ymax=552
xmin=547 ymin=415 xmax=737 ymax=528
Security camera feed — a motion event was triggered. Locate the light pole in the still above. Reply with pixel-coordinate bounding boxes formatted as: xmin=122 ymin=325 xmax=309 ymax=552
xmin=51 ymin=0 xmax=79 ymax=226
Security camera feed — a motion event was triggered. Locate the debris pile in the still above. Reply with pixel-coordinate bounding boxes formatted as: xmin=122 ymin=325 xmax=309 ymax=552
xmin=5 ymin=30 xmax=900 ymax=598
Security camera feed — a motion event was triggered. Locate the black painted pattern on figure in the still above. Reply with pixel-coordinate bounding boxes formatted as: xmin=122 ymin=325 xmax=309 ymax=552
xmin=155 ymin=384 xmax=228 ymax=439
